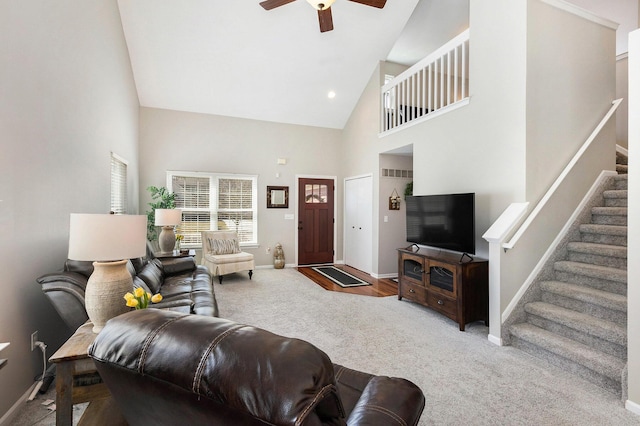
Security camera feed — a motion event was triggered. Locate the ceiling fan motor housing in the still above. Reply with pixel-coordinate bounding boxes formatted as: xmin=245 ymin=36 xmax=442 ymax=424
xmin=306 ymin=0 xmax=336 ymax=10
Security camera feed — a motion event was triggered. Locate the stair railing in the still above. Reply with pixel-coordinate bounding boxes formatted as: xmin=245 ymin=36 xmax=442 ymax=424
xmin=380 ymin=29 xmax=470 ymax=135
xmin=482 ymin=98 xmax=622 ymax=346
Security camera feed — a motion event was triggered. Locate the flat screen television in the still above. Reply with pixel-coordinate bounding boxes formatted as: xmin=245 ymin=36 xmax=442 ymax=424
xmin=405 ymin=193 xmax=475 ymax=255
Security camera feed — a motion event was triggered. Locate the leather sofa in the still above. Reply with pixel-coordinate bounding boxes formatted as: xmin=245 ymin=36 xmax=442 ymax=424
xmin=89 ymin=309 xmax=425 ymax=426
xmin=37 ymin=251 xmax=218 ymax=332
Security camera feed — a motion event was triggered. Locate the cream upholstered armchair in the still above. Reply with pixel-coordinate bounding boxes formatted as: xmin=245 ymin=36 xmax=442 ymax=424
xmin=201 ymin=230 xmax=254 ymax=284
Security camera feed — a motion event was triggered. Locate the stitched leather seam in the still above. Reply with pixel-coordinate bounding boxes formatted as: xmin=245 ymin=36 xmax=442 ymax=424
xmin=192 ymin=324 xmax=245 ymax=395
xmin=334 ymin=365 xmax=344 ymax=381
xmin=138 ymin=314 xmax=187 ymax=374
xmin=356 ymin=405 xmax=406 ymax=426
xmin=295 ymin=384 xmax=340 ymax=426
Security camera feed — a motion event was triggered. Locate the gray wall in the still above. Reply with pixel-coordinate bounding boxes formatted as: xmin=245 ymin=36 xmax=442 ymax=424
xmin=138 ymin=107 xmax=343 ymax=267
xmin=0 ymin=0 xmax=139 ymax=419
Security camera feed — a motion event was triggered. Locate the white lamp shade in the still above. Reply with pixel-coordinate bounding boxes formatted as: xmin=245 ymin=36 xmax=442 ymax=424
xmin=68 ymin=214 xmax=147 ymax=261
xmin=154 ymin=209 xmax=182 ymax=226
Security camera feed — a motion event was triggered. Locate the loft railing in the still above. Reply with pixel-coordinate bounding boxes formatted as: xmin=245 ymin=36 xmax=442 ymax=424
xmin=380 ymin=29 xmax=470 ymax=135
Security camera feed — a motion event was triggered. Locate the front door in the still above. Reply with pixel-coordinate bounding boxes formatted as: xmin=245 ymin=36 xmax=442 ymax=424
xmin=298 ymin=178 xmax=334 ymax=265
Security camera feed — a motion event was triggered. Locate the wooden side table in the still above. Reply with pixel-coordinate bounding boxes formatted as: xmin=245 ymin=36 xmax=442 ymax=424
xmin=49 ymin=322 xmax=126 ymax=426
xmin=154 ymin=249 xmax=196 ymax=259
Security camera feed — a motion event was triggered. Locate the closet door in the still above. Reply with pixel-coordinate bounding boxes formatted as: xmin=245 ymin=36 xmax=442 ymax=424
xmin=344 ymin=175 xmax=372 ymax=273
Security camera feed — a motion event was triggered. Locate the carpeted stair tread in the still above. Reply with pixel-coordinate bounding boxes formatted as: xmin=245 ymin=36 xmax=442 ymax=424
xmin=591 ymin=206 xmax=627 ymax=216
xmin=603 ymin=189 xmax=627 ymax=198
xmin=554 ymin=261 xmax=627 ymax=284
xmin=539 ymin=281 xmax=627 ymax=313
xmin=614 ymin=174 xmax=628 ymax=187
xmin=566 ymin=242 xmax=627 ymax=258
xmin=525 ymin=302 xmax=626 ymax=346
xmin=579 ymin=224 xmax=627 ymax=237
xmin=616 ymin=164 xmax=628 ymax=174
xmin=510 ymin=323 xmax=626 ymax=381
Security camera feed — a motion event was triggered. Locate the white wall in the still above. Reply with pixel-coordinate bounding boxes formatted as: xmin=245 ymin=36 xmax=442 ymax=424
xmin=617 ymin=56 xmax=629 ymax=147
xmin=0 ymin=0 xmax=139 ymax=419
xmin=526 ymin=0 xmax=617 ymax=203
xmin=138 ymin=107 xmax=343 ymax=267
xmin=378 ymin=0 xmax=529 ymax=262
xmin=626 ymin=27 xmax=640 ymax=415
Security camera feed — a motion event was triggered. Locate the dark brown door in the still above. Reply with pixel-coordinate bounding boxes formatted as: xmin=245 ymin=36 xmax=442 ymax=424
xmin=298 ymin=178 xmax=334 ymax=265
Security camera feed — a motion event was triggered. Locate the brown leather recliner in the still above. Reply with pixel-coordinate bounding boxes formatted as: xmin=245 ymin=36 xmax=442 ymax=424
xmin=89 ymin=309 xmax=425 ymax=426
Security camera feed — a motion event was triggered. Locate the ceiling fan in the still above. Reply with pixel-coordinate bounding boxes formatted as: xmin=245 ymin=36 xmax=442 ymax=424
xmin=259 ymin=0 xmax=387 ymax=33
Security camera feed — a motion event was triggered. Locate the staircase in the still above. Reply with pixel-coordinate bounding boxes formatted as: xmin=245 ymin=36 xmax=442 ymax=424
xmin=509 ymin=153 xmax=628 ymax=396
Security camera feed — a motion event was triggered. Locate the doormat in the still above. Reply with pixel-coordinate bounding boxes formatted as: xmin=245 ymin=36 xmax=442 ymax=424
xmin=311 ymin=266 xmax=371 ymax=288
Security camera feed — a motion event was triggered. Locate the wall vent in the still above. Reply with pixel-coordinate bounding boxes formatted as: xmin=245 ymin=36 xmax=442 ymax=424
xmin=381 ymin=169 xmax=413 ymax=178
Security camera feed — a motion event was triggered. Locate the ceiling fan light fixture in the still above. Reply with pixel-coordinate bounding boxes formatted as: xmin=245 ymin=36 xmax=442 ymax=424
xmin=306 ymin=0 xmax=336 ymax=11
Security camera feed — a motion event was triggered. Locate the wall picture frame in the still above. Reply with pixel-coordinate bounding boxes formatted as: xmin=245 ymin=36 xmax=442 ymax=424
xmin=267 ymin=186 xmax=289 ymax=208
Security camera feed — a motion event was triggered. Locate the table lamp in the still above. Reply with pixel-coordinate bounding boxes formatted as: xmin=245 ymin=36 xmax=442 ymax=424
xmin=68 ymin=213 xmax=147 ymax=333
xmin=154 ymin=209 xmax=182 ymax=253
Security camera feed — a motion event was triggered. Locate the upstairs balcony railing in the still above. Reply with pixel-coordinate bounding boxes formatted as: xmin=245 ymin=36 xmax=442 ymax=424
xmin=380 ymin=29 xmax=470 ymax=135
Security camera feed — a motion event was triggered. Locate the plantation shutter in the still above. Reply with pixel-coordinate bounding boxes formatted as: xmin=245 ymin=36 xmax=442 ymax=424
xmin=172 ymin=176 xmax=210 ymax=246
xmin=110 ymin=154 xmax=127 ymax=214
xmin=217 ymin=178 xmax=255 ymax=243
xmin=168 ymin=171 xmax=258 ymax=247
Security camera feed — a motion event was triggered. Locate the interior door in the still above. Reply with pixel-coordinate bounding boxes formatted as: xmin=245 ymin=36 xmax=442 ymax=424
xmin=298 ymin=178 xmax=334 ymax=265
xmin=344 ymin=175 xmax=373 ymax=273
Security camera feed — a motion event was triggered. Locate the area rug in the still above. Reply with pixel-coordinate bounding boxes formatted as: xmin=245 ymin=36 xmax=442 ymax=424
xmin=311 ymin=266 xmax=371 ymax=288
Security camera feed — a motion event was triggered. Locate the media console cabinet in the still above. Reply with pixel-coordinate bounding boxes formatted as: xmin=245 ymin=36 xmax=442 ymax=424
xmin=397 ymin=247 xmax=488 ymax=331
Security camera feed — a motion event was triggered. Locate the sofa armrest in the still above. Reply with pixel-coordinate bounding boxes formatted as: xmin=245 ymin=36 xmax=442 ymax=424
xmin=160 ymin=257 xmax=196 ymax=275
xmin=36 ymin=272 xmax=89 ymax=331
xmin=37 ymin=271 xmax=88 ymax=290
xmin=346 ymin=375 xmax=425 ymax=426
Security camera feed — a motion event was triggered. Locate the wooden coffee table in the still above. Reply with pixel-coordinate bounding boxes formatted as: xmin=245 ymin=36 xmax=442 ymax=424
xmin=49 ymin=322 xmax=126 ymax=426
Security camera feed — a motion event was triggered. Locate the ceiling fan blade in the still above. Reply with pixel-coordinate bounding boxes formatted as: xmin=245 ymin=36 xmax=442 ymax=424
xmin=318 ymin=7 xmax=334 ymax=32
xmin=259 ymin=0 xmax=297 ymax=11
xmin=347 ymin=0 xmax=386 ymax=8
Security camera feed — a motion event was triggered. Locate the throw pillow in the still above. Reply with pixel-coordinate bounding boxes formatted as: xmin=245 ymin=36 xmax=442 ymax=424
xmin=208 ymin=238 xmax=240 ymax=255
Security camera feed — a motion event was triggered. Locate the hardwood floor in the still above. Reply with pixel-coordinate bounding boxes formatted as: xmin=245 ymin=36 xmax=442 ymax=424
xmin=296 ymin=265 xmax=398 ymax=297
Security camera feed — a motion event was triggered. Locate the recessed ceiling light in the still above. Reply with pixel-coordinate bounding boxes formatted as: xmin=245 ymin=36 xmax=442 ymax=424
xmin=327 ymin=91 xmax=336 ymax=99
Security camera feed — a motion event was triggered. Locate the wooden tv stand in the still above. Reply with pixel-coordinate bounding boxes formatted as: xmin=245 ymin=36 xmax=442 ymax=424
xmin=397 ymin=247 xmax=488 ymax=331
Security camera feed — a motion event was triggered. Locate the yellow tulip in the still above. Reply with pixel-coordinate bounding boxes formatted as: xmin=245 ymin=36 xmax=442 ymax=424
xmin=151 ymin=293 xmax=163 ymax=304
xmin=126 ymin=298 xmax=139 ymax=308
xmin=124 ymin=292 xmax=134 ymax=301
xmin=134 ymin=287 xmax=145 ymax=298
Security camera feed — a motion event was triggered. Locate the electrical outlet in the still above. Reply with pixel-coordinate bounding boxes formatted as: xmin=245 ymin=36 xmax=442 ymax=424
xmin=266 ymin=247 xmax=271 ymax=254
xmin=31 ymin=331 xmax=38 ymax=351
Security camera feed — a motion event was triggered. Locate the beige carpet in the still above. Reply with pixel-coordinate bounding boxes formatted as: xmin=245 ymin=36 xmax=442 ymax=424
xmin=11 ymin=268 xmax=640 ymax=425
xmin=215 ymin=268 xmax=640 ymax=426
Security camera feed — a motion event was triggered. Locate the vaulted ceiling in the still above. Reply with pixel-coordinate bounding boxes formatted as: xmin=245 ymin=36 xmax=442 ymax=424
xmin=117 ymin=0 xmax=637 ymax=130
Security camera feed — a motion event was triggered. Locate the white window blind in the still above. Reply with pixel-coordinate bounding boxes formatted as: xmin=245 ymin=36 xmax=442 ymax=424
xmin=110 ymin=153 xmax=127 ymax=214
xmin=168 ymin=171 xmax=258 ymax=247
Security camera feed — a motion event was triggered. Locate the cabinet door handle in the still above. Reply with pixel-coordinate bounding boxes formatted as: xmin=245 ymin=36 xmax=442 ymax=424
xmin=437 ymin=299 xmax=444 ymax=305
xmin=409 ymin=289 xmax=415 ymax=293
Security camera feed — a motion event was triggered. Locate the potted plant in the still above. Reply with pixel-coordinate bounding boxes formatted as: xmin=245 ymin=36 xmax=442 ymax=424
xmin=145 ymin=186 xmax=176 ymax=241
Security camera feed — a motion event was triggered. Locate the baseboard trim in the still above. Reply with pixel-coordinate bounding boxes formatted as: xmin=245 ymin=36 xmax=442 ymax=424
xmin=371 ymin=272 xmax=397 ymax=279
xmin=488 ymin=334 xmax=503 ymax=346
xmin=0 ymin=382 xmax=39 ymax=426
xmin=625 ymin=399 xmax=640 ymax=416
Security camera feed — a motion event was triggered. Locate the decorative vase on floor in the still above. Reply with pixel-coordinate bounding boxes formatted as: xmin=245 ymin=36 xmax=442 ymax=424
xmin=273 ymin=243 xmax=285 ymax=269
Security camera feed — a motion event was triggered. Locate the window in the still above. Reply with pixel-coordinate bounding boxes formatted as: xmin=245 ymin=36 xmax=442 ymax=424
xmin=168 ymin=171 xmax=258 ymax=247
xmin=110 ymin=153 xmax=127 ymax=214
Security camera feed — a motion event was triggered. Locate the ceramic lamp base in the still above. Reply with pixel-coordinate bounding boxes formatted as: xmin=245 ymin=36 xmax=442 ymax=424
xmin=85 ymin=260 xmax=133 ymax=333
xmin=158 ymin=226 xmax=176 ymax=253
